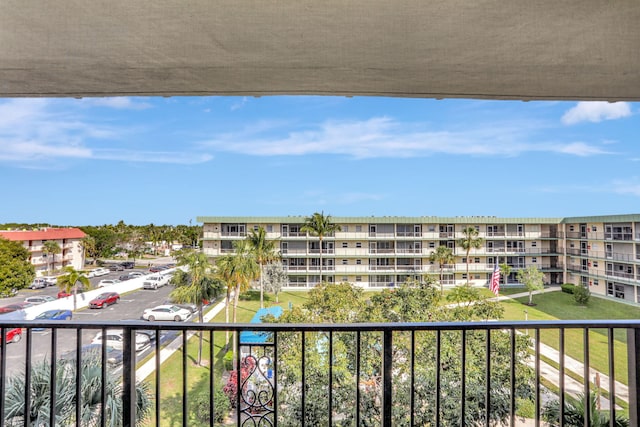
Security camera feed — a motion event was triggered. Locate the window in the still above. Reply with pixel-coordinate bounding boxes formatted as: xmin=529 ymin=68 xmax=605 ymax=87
xmin=356 ymin=226 xmax=362 ymax=232
xmin=531 ymin=241 xmax=537 ymax=247
xmin=569 ymin=225 xmax=574 ymax=232
xmin=342 ymin=242 xmax=348 ymax=248
xmin=428 ymin=225 xmax=435 ymax=232
xmin=592 ymin=225 xmax=598 ymax=231
xmin=356 ymin=259 xmax=362 ymax=265
xmin=343 ymin=225 xmax=348 ymax=232
xmin=253 ymin=225 xmax=259 ymax=231
xmin=356 ymin=276 xmax=362 ymax=282
xmin=342 ymin=277 xmax=348 ymax=282
xmin=593 ymin=261 xmax=598 ymax=268
xmin=532 ymin=257 xmax=537 ymax=263
xmin=267 ymin=225 xmax=273 ymax=232
xmin=462 ymin=274 xmax=467 ymax=280
xmin=342 ymin=259 xmax=348 ymax=265
xmin=593 ymin=279 xmax=599 ymax=286
xmin=474 ymin=257 xmax=480 ymax=263
xmin=474 ymin=274 xmax=480 ymax=280
xmin=356 ymin=242 xmax=362 ymax=248
xmin=462 ymin=257 xmax=467 ymax=264
xmin=426 ymin=242 xmax=434 ymax=248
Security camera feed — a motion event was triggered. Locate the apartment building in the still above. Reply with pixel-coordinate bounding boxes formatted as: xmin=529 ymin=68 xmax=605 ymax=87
xmin=197 ymin=214 xmax=640 ymax=302
xmin=0 ymin=228 xmax=86 ymax=276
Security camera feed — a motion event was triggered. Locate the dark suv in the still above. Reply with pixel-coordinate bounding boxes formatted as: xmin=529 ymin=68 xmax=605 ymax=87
xmin=120 ymin=261 xmax=135 ymax=269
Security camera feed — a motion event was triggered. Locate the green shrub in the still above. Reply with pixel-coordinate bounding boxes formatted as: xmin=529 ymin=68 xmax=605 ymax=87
xmin=189 ymin=389 xmax=231 ymax=424
xmin=573 ymin=285 xmax=591 ymax=306
xmin=560 ymin=283 xmax=576 ymax=294
xmin=516 ymin=397 xmax=535 ymax=419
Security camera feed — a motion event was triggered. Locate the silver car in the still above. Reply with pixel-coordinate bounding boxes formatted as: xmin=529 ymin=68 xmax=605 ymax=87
xmin=142 ymin=305 xmax=191 ymax=322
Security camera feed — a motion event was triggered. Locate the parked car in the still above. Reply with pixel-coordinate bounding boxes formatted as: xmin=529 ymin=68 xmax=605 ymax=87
xmin=91 ymin=330 xmax=150 ymax=351
xmin=98 ymin=279 xmax=121 ymax=287
xmin=41 ymin=276 xmax=59 ymax=286
xmin=1 ymin=302 xmax=35 ymax=312
xmin=4 ymin=327 xmax=22 ymax=344
xmin=120 ymin=261 xmax=135 ymax=269
xmin=62 ymin=343 xmax=124 ymax=366
xmin=163 ymin=299 xmax=198 ymax=314
xmin=128 ymin=271 xmax=145 ymax=278
xmin=57 ymin=287 xmax=85 ymax=299
xmin=118 ymin=274 xmax=132 ymax=281
xmin=29 ymin=278 xmax=47 ymax=289
xmin=24 ymin=295 xmax=56 ymax=305
xmin=33 ymin=309 xmax=73 ymax=330
xmin=142 ymin=275 xmax=170 ymax=290
xmin=142 ymin=305 xmax=191 ymax=322
xmin=89 ymin=292 xmax=120 ymax=309
xmin=92 ymin=267 xmax=110 ymax=277
xmin=108 ymin=264 xmax=124 ymax=271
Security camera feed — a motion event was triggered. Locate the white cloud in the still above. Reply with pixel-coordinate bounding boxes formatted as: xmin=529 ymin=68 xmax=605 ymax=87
xmin=0 ymin=99 xmax=212 ymax=167
xmin=230 ymin=97 xmax=249 ymax=111
xmin=200 ymin=117 xmax=609 ymax=159
xmin=561 ymin=102 xmax=632 ymax=125
xmin=611 ymin=178 xmax=640 ymax=197
xmin=81 ymin=97 xmax=152 ymax=110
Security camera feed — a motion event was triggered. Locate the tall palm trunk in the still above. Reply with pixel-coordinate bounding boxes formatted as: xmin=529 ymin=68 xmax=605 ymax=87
xmin=259 ymin=264 xmax=264 ymax=308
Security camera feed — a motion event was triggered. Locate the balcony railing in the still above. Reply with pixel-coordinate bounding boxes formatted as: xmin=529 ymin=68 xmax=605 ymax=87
xmin=1 ymin=319 xmax=640 ymax=426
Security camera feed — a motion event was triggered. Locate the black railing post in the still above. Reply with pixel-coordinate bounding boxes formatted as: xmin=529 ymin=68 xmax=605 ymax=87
xmin=383 ymin=329 xmax=393 ymax=426
xmin=122 ymin=327 xmax=137 ymax=427
xmin=627 ymin=328 xmax=640 ymax=426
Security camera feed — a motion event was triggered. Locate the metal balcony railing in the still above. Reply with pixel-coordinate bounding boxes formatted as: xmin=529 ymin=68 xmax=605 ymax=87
xmin=1 ymin=319 xmax=640 ymax=426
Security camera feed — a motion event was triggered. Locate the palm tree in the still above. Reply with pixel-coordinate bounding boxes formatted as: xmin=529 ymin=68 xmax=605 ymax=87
xmin=215 ymin=241 xmax=259 ymax=356
xmin=542 ymin=392 xmax=629 ymax=426
xmin=170 ymin=250 xmax=222 ymax=365
xmin=499 ymin=262 xmax=512 ymax=286
xmin=57 ymin=266 xmax=91 ymax=310
xmin=42 ymin=240 xmax=61 ymax=274
xmin=247 ymin=226 xmax=280 ymax=308
xmin=457 ymin=226 xmax=484 ymax=286
xmin=80 ymin=236 xmax=97 ymax=265
xmin=4 ymin=355 xmax=152 ymax=426
xmin=429 ymin=245 xmax=455 ymax=296
xmin=300 ymin=212 xmax=341 ymax=284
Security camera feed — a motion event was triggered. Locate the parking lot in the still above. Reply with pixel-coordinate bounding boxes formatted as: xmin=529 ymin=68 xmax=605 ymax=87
xmin=1 ymin=267 xmax=191 ymax=376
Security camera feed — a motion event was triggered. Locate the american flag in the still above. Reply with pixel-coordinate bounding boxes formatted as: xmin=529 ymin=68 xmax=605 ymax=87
xmin=490 ymin=264 xmax=500 ymax=296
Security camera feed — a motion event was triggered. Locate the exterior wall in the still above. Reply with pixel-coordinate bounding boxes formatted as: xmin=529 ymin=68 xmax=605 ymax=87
xmin=0 ymin=228 xmax=86 ymax=277
xmin=197 ymin=214 xmax=640 ymax=303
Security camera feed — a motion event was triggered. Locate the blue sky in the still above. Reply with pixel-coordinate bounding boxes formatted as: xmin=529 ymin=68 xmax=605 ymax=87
xmin=0 ymin=96 xmax=638 ymax=226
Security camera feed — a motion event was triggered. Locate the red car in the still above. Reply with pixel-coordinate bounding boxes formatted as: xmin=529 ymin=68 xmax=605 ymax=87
xmin=89 ymin=292 xmax=120 ymax=309
xmin=4 ymin=327 xmax=22 ymax=343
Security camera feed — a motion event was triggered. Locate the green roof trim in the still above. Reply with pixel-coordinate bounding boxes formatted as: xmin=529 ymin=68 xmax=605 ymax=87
xmin=196 ymin=216 xmax=564 ymax=225
xmin=561 ymin=213 xmax=640 ymax=223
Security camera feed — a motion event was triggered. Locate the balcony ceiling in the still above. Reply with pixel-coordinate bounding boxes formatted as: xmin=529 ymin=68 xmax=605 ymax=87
xmin=1 ymin=1 xmax=639 ymax=100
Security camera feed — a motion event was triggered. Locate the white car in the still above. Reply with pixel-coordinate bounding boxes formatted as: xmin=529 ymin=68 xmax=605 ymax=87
xmin=98 ymin=279 xmax=121 ymax=287
xmin=92 ymin=268 xmax=110 ymax=277
xmin=91 ymin=330 xmax=150 ymax=352
xmin=29 ymin=278 xmax=48 ymax=289
xmin=41 ymin=276 xmax=58 ymax=286
xmin=142 ymin=305 xmax=191 ymax=322
xmin=24 ymin=295 xmax=56 ymax=305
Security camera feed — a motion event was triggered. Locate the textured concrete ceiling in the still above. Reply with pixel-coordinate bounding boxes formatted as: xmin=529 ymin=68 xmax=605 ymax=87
xmin=1 ymin=1 xmax=639 ymax=100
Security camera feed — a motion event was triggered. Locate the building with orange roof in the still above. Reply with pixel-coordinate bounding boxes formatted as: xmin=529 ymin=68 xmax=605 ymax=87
xmin=0 ymin=228 xmax=86 ymax=276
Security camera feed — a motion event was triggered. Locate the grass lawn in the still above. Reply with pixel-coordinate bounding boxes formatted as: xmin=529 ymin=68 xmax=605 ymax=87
xmin=501 ymin=291 xmax=640 ymax=385
xmin=143 ymin=290 xmax=308 ymax=426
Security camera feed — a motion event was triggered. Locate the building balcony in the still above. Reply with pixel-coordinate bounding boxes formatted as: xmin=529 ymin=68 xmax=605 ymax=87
xmin=0 ymin=319 xmax=638 ymax=426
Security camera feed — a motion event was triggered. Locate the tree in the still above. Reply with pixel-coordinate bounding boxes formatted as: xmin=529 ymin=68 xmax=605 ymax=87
xmin=0 ymin=237 xmax=35 ymax=296
xmin=57 ymin=266 xmax=91 ymax=310
xmin=300 ymin=212 xmax=341 ymax=285
xmin=499 ymin=262 xmax=512 ymax=286
xmin=247 ymin=226 xmax=280 ymax=309
xmin=429 ymin=245 xmax=455 ymax=296
xmin=542 ymin=392 xmax=629 ymax=427
xmin=42 ymin=240 xmax=61 ymax=274
xmin=4 ymin=354 xmax=152 ymax=426
xmin=272 ymin=282 xmax=532 ymax=426
xmin=517 ymin=265 xmax=545 ymax=305
xmin=457 ymin=226 xmax=483 ymax=286
xmin=80 ymin=236 xmax=98 ymax=265
xmin=263 ymin=262 xmax=288 ymax=303
xmin=573 ymin=284 xmax=591 ymax=306
xmin=170 ymin=250 xmax=223 ymax=365
xmin=215 ymin=241 xmax=259 ymax=358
